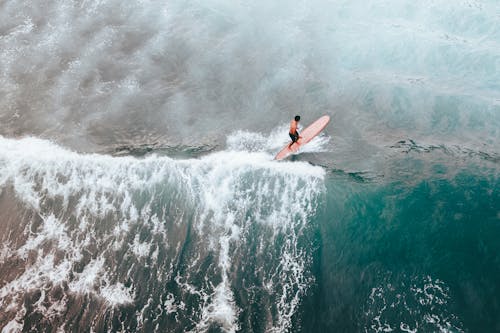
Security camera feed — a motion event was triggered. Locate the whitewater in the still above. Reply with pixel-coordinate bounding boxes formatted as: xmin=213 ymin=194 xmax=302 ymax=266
xmin=1 ymin=0 xmax=499 ymax=332
xmin=0 ymin=132 xmax=327 ymax=332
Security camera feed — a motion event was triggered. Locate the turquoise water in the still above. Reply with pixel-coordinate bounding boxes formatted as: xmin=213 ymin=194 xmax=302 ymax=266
xmin=0 ymin=136 xmax=497 ymax=332
xmin=0 ymin=0 xmax=499 ymax=332
xmin=304 ymin=168 xmax=499 ymax=331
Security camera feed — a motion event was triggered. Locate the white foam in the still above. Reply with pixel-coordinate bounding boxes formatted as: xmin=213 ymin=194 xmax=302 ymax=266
xmin=0 ymin=243 xmax=14 ymax=265
xmin=100 ymin=282 xmax=135 ymax=306
xmin=17 ymin=214 xmax=72 ymax=259
xmin=131 ymin=234 xmax=151 ymax=259
xmin=1 ymin=319 xmax=23 ymax=333
xmin=226 ymin=123 xmax=331 ymax=156
xmin=364 ymin=275 xmax=464 ymax=333
xmin=182 ymin=149 xmax=323 ymax=331
xmin=0 ymin=254 xmax=71 ymax=314
xmin=68 ymin=257 xmax=104 ymax=294
xmin=164 ymin=293 xmax=184 ymax=314
xmin=0 ymin=135 xmax=325 ymax=330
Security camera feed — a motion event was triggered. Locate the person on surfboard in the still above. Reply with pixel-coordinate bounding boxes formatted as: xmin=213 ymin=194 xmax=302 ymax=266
xmin=289 ymin=115 xmax=302 ymax=148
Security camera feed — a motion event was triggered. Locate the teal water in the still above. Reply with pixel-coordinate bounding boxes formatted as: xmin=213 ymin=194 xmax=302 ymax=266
xmin=302 ymin=165 xmax=500 ymax=332
xmin=0 ymin=138 xmax=498 ymax=332
xmin=0 ymin=0 xmax=500 ymax=331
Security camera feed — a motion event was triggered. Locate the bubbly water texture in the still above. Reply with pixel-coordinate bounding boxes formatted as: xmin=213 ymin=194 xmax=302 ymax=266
xmin=0 ymin=135 xmax=325 ymax=332
xmin=0 ymin=0 xmax=499 ymax=332
xmin=0 ymin=0 xmax=498 ymax=156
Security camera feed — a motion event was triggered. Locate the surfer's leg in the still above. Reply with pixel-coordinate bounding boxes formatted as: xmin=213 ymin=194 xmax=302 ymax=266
xmin=288 ymin=133 xmax=298 ymax=147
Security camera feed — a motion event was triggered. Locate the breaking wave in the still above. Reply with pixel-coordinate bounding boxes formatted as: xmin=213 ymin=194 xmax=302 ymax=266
xmin=0 ymin=134 xmax=324 ymax=332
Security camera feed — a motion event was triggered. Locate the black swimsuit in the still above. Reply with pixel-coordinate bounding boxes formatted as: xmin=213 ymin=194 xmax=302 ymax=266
xmin=289 ymin=131 xmax=299 ymax=143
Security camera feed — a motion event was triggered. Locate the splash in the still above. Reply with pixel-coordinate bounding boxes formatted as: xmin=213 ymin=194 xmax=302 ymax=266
xmin=0 ymin=136 xmax=324 ymax=332
xmin=226 ymin=124 xmax=331 ymax=157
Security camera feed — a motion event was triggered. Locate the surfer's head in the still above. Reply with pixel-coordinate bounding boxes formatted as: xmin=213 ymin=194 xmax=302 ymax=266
xmin=295 ymin=115 xmax=300 ymax=121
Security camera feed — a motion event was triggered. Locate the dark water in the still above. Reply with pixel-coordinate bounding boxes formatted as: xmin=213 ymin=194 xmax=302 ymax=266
xmin=0 ymin=136 xmax=498 ymax=332
xmin=1 ymin=0 xmax=500 ymax=332
xmin=304 ymin=167 xmax=500 ymax=332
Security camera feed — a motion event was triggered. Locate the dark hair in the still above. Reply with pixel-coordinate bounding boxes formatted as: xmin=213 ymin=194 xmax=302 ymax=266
xmin=294 ymin=115 xmax=301 ymax=121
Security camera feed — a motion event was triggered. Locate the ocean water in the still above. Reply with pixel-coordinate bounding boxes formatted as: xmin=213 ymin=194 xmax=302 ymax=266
xmin=0 ymin=0 xmax=499 ymax=332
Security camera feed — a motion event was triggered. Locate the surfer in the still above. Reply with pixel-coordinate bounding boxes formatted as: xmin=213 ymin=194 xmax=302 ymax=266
xmin=289 ymin=115 xmax=302 ymax=147
xmin=276 ymin=115 xmax=330 ymax=160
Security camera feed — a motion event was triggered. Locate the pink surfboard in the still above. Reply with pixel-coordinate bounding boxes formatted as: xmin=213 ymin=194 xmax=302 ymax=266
xmin=274 ymin=115 xmax=330 ymax=160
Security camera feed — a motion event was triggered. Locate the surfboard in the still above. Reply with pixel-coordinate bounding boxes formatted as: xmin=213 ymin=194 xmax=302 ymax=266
xmin=274 ymin=115 xmax=330 ymax=160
